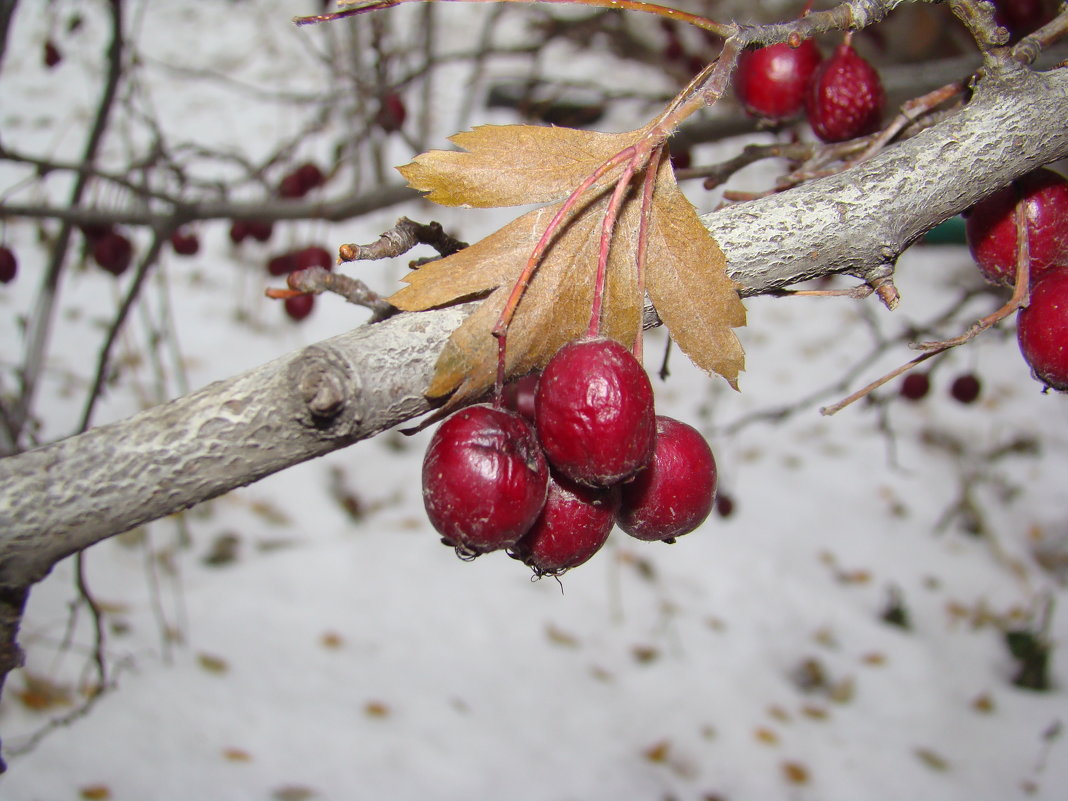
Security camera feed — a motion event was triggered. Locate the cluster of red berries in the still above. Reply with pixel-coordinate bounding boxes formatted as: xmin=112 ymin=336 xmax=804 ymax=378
xmin=422 ymin=337 xmax=719 ymax=576
xmin=266 ymin=245 xmax=335 ymax=321
xmin=81 ymin=224 xmax=134 ymax=276
xmin=900 ymin=371 xmax=983 ymax=405
xmin=965 ymin=167 xmax=1068 ymax=392
xmin=734 ymin=35 xmax=884 ymax=143
xmin=279 ymin=162 xmax=327 ymax=200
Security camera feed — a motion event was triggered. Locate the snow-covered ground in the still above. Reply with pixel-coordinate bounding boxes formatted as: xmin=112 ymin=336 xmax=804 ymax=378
xmin=2 ymin=3 xmax=1067 ymax=800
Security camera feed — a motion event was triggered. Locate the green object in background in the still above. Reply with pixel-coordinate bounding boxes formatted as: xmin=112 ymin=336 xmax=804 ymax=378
xmin=923 ymin=215 xmax=967 ymax=245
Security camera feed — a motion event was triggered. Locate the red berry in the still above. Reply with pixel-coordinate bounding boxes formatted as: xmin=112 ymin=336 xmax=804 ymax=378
xmin=296 ymin=162 xmax=325 ymax=193
xmin=806 ymin=41 xmax=884 ymax=143
xmin=422 ymin=405 xmax=549 ymax=556
xmin=735 ymin=39 xmax=822 ymax=121
xmin=669 ymin=147 xmax=692 ymax=171
xmin=284 ymin=293 xmax=315 ymax=321
xmin=279 ymin=172 xmax=306 ymax=199
xmin=617 ymin=416 xmax=717 ymax=543
xmin=247 ymin=220 xmax=274 ymax=243
xmin=965 ymin=168 xmax=1068 ymax=288
xmin=92 ymin=231 xmax=133 ymax=276
xmin=376 ymin=91 xmax=407 ymax=133
xmin=900 ymin=371 xmax=931 ymax=401
xmin=170 ymin=229 xmax=200 ymax=256
xmin=502 ymin=373 xmax=539 ymax=421
xmin=992 ymin=0 xmax=1053 ymax=42
xmin=43 ymin=40 xmax=62 ymax=69
xmin=510 ymin=472 xmax=619 ymax=576
xmin=267 ymin=252 xmax=299 ymax=276
xmin=80 ymin=222 xmax=113 ymax=243
xmin=715 ymin=492 xmax=735 ymax=519
xmin=0 ymin=246 xmax=17 ymax=283
xmin=535 ymin=337 xmax=656 ymax=487
xmin=229 ymin=220 xmax=251 ymax=244
xmin=950 ymin=373 xmax=982 ymax=404
xmin=1017 ymin=268 xmax=1068 ymax=391
xmin=296 ymin=246 xmax=334 ymax=271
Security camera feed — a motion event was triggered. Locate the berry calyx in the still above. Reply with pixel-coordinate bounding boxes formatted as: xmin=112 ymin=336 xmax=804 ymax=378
xmin=965 ymin=168 xmax=1068 ymax=288
xmin=534 ymin=337 xmax=656 ymax=487
xmin=0 ymin=246 xmax=17 ymax=283
xmin=510 ymin=472 xmax=619 ymax=576
xmin=284 ymin=293 xmax=315 ymax=321
xmin=170 ymin=229 xmax=200 ymax=256
xmin=422 ymin=404 xmax=549 ymax=556
xmin=805 ymin=40 xmax=884 ymax=143
xmin=617 ymin=416 xmax=717 ymax=543
xmin=1017 ymin=268 xmax=1068 ymax=391
xmin=900 ymin=371 xmax=931 ymax=401
xmin=734 ymin=38 xmax=822 ymax=121
xmin=950 ymin=373 xmax=982 ymax=404
xmin=93 ymin=231 xmax=133 ymax=276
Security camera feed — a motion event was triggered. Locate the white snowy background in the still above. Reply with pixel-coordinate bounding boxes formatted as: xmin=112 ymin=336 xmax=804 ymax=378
xmin=1 ymin=2 xmax=1067 ymax=800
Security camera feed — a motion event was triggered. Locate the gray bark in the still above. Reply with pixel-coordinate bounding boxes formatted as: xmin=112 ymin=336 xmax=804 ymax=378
xmin=1 ymin=60 xmax=1067 ymax=590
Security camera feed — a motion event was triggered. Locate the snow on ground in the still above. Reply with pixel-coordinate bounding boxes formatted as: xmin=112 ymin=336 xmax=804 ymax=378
xmin=2 ymin=3 xmax=1067 ymax=800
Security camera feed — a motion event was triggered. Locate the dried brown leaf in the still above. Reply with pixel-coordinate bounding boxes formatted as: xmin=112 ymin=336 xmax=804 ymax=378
xmin=397 ymin=124 xmax=646 ymax=207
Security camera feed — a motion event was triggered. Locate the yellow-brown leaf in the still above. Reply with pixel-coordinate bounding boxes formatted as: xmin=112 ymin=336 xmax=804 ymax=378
xmin=397 ymin=124 xmax=646 ymax=207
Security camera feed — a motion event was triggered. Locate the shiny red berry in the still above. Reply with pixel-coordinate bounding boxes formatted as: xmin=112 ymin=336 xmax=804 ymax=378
xmin=617 ymin=416 xmax=717 ymax=543
xmin=535 ymin=337 xmax=656 ymax=487
xmin=735 ymin=39 xmax=822 ymax=121
xmin=965 ymin=168 xmax=1068 ymax=288
xmin=0 ymin=246 xmax=17 ymax=283
xmin=510 ymin=472 xmax=619 ymax=576
xmin=284 ymin=293 xmax=315 ymax=321
xmin=806 ymin=41 xmax=884 ymax=143
xmin=422 ymin=405 xmax=549 ymax=556
xmin=1017 ymin=268 xmax=1068 ymax=391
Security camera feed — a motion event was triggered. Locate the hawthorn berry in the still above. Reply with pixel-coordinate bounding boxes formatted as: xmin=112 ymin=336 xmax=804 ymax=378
xmin=535 ymin=337 xmax=656 ymax=487
xmin=92 ymin=231 xmax=133 ymax=276
xmin=992 ymin=0 xmax=1053 ymax=42
xmin=229 ymin=220 xmax=251 ymax=245
xmin=1017 ymin=268 xmax=1068 ymax=391
xmin=247 ymin=220 xmax=274 ymax=243
xmin=43 ymin=40 xmax=62 ymax=69
xmin=284 ymin=293 xmax=315 ymax=321
xmin=502 ymin=373 xmax=539 ymax=421
xmin=0 ymin=246 xmax=17 ymax=283
xmin=734 ymin=39 xmax=822 ymax=121
xmin=296 ymin=162 xmax=325 ymax=193
xmin=900 ymin=371 xmax=931 ymax=401
xmin=806 ymin=41 xmax=884 ymax=143
xmin=279 ymin=171 xmax=306 ymax=199
xmin=80 ymin=223 xmax=113 ymax=243
xmin=617 ymin=416 xmax=717 ymax=543
xmin=267 ymin=252 xmax=299 ymax=276
xmin=296 ymin=245 xmax=334 ymax=271
xmin=170 ymin=229 xmax=200 ymax=256
xmin=376 ymin=91 xmax=407 ymax=133
xmin=422 ymin=404 xmax=549 ymax=556
xmin=510 ymin=472 xmax=619 ymax=576
xmin=950 ymin=373 xmax=982 ymax=404
xmin=965 ymin=168 xmax=1068 ymax=288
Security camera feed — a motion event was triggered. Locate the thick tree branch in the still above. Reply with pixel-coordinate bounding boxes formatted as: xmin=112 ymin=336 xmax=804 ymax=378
xmin=1 ymin=60 xmax=1067 ymax=588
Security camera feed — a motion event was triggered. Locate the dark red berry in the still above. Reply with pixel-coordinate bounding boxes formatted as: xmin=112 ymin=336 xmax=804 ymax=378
xmin=535 ymin=337 xmax=656 ymax=487
xmin=422 ymin=404 xmax=549 ymax=556
xmin=900 ymin=371 xmax=931 ymax=401
xmin=80 ymin=222 xmax=113 ymax=243
xmin=43 ymin=40 xmax=62 ymax=69
xmin=735 ymin=39 xmax=822 ymax=121
xmin=170 ymin=229 xmax=199 ymax=256
xmin=950 ymin=373 xmax=982 ymax=404
xmin=1017 ymin=268 xmax=1068 ymax=391
xmin=267 ymin=252 xmax=299 ymax=276
xmin=502 ymin=373 xmax=539 ymax=421
xmin=279 ymin=172 xmax=306 ymax=199
xmin=92 ymin=231 xmax=133 ymax=276
xmin=0 ymin=246 xmax=17 ymax=283
xmin=965 ymin=168 xmax=1068 ymax=288
xmin=806 ymin=41 xmax=884 ymax=143
xmin=669 ymin=147 xmax=692 ymax=171
xmin=376 ymin=91 xmax=407 ymax=133
xmin=715 ymin=492 xmax=735 ymax=519
xmin=296 ymin=162 xmax=325 ymax=193
xmin=229 ymin=220 xmax=251 ymax=245
xmin=510 ymin=472 xmax=619 ymax=576
xmin=296 ymin=246 xmax=334 ymax=271
xmin=247 ymin=220 xmax=274 ymax=243
xmin=992 ymin=0 xmax=1053 ymax=42
xmin=284 ymin=293 xmax=315 ymax=321
xmin=617 ymin=416 xmax=717 ymax=543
